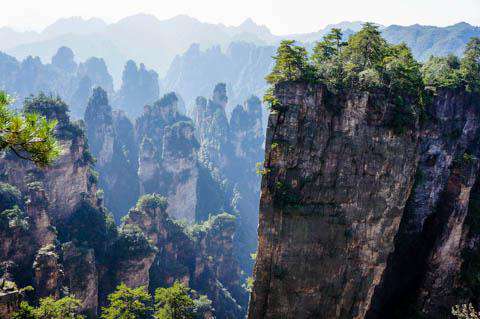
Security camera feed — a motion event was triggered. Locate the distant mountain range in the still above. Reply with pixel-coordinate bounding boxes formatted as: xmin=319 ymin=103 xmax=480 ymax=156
xmin=2 ymin=15 xmax=479 ymax=86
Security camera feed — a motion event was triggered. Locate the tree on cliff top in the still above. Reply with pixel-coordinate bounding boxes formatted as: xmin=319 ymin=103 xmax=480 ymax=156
xmin=0 ymin=91 xmax=60 ymax=166
xmin=461 ymin=37 xmax=480 ymax=93
xmin=265 ymin=40 xmax=314 ymax=85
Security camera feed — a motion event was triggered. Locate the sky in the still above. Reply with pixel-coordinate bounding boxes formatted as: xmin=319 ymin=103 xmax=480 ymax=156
xmin=2 ymin=0 xmax=480 ymax=34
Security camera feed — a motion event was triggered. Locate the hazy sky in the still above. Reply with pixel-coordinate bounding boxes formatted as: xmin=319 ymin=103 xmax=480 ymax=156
xmin=3 ymin=0 xmax=480 ymax=34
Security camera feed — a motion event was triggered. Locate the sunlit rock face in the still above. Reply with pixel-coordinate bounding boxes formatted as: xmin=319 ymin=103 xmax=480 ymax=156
xmin=249 ymin=81 xmax=480 ymax=319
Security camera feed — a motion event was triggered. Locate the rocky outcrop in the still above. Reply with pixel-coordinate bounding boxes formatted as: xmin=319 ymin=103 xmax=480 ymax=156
xmin=0 ymin=94 xmax=105 ymax=316
xmin=249 ymin=82 xmax=419 ymax=319
xmin=367 ymin=88 xmax=480 ymax=319
xmin=84 ymin=87 xmax=140 ymax=221
xmin=114 ymin=60 xmax=159 ymax=119
xmin=249 ymin=79 xmax=480 ymax=319
xmin=136 ymin=93 xmax=203 ymax=222
xmin=193 ymin=83 xmax=231 ymax=174
xmin=229 ymin=95 xmax=264 ymax=273
xmin=62 ymin=242 xmax=98 ymax=316
xmin=33 ymin=245 xmax=63 ymax=300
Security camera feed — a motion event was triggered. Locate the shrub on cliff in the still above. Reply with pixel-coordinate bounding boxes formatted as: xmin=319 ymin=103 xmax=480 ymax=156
xmin=0 ymin=91 xmax=60 ymax=166
xmin=135 ymin=194 xmax=168 ymax=211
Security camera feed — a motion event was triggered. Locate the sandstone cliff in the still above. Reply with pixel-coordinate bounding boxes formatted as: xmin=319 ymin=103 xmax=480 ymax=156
xmin=249 ymin=82 xmax=419 ymax=319
xmin=249 ymin=78 xmax=480 ymax=319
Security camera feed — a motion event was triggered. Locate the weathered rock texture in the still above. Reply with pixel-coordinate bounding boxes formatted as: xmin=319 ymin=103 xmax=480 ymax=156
xmin=193 ymin=84 xmax=264 ymax=273
xmin=136 ymin=92 xmax=203 ymax=221
xmin=84 ymin=87 xmax=140 ymax=222
xmin=249 ymin=81 xmax=480 ymax=319
xmin=367 ymin=88 xmax=480 ymax=319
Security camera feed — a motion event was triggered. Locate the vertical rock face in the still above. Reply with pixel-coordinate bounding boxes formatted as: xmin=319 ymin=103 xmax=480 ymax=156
xmin=249 ymin=82 xmax=419 ymax=319
xmin=367 ymin=88 xmax=480 ymax=319
xmin=136 ymin=92 xmax=201 ymax=221
xmin=193 ymin=83 xmax=231 ymax=173
xmin=114 ymin=60 xmax=159 ymax=119
xmin=62 ymin=243 xmax=98 ymax=316
xmin=1 ymin=94 xmax=97 ymax=226
xmin=192 ymin=84 xmax=265 ymax=272
xmin=84 ymin=87 xmax=140 ymax=221
xmin=229 ymin=95 xmax=264 ymax=272
xmin=0 ymin=94 xmax=105 ymax=316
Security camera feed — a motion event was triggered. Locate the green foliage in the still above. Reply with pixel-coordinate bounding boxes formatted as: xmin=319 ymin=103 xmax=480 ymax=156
xmin=422 ymin=37 xmax=480 ymax=93
xmin=154 ymin=281 xmax=195 ymax=319
xmin=422 ymin=55 xmax=463 ymax=89
xmin=12 ymin=301 xmax=36 ymax=319
xmin=460 ymin=37 xmax=480 ymax=93
xmin=13 ymin=296 xmax=84 ymax=319
xmin=0 ymin=182 xmax=22 ymax=212
xmin=0 ymin=91 xmax=60 ymax=166
xmin=0 ymin=205 xmax=29 ymax=230
xmin=244 ymin=277 xmax=254 ymax=292
xmin=23 ymin=93 xmax=69 ymax=120
xmin=100 ymin=282 xmax=210 ymax=319
xmin=343 ymin=23 xmax=387 ymax=71
xmin=265 ymin=40 xmax=315 ymax=85
xmin=311 ymin=29 xmax=346 ymax=92
xmin=187 ymin=212 xmax=236 ymax=237
xmin=101 ymin=283 xmax=153 ymax=319
xmin=136 ymin=194 xmax=168 ymax=211
xmin=114 ymin=224 xmax=155 ymax=259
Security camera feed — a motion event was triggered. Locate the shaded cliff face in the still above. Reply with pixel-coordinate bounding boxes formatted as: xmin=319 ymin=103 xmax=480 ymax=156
xmin=367 ymin=88 xmax=480 ymax=318
xmin=0 ymin=94 xmax=106 ymax=316
xmin=136 ymin=93 xmax=202 ymax=222
xmin=192 ymin=84 xmax=265 ymax=273
xmin=193 ymin=83 xmax=231 ymax=173
xmin=249 ymin=82 xmax=419 ymax=319
xmin=84 ymin=87 xmax=140 ymax=222
xmin=114 ymin=60 xmax=159 ymax=119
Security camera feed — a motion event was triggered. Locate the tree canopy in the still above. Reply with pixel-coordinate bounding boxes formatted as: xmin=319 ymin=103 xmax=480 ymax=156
xmin=13 ymin=296 xmax=84 ymax=319
xmin=100 ymin=282 xmax=211 ymax=319
xmin=0 ymin=91 xmax=60 ymax=166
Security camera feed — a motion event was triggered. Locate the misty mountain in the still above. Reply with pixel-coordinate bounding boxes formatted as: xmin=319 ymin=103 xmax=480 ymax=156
xmin=4 ymin=15 xmax=477 ymax=88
